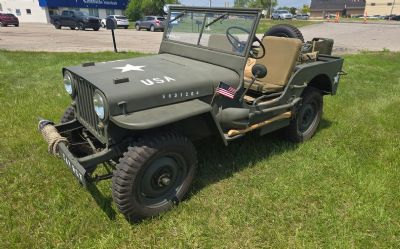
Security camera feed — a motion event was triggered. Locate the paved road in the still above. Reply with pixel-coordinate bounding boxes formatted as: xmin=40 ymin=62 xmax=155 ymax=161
xmin=0 ymin=23 xmax=163 ymax=53
xmin=1 ymin=22 xmax=400 ymax=54
xmin=301 ymin=22 xmax=400 ymax=54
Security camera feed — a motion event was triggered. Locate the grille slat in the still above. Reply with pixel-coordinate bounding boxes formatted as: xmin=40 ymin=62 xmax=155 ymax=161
xmin=74 ymin=76 xmax=105 ymax=142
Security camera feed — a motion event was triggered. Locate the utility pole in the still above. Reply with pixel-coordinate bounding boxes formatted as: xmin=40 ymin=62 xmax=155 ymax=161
xmin=209 ymin=0 xmax=212 ymax=7
xmin=390 ymin=0 xmax=396 ymax=19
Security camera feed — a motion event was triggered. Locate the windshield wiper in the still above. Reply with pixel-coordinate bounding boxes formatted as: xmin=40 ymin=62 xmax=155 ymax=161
xmin=205 ymin=12 xmax=229 ymax=28
xmin=169 ymin=11 xmax=186 ymax=23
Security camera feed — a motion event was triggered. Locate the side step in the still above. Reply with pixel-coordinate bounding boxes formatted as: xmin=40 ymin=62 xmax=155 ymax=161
xmin=226 ymin=111 xmax=292 ymax=138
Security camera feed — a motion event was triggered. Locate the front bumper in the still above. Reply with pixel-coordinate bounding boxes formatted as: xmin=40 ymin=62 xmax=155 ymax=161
xmin=38 ymin=118 xmax=120 ymax=186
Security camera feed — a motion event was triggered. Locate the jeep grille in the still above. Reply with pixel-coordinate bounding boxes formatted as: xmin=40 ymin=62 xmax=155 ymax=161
xmin=74 ymin=76 xmax=106 ymax=142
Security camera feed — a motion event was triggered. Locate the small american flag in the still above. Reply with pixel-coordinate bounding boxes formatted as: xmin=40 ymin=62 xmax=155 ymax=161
xmin=216 ymin=82 xmax=236 ymax=99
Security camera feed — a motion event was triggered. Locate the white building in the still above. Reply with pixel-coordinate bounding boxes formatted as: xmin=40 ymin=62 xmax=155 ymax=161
xmin=0 ymin=0 xmax=128 ymax=23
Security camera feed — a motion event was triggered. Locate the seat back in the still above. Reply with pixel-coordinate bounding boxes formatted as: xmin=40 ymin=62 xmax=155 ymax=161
xmin=208 ymin=34 xmax=232 ymax=51
xmin=254 ymin=36 xmax=302 ymax=89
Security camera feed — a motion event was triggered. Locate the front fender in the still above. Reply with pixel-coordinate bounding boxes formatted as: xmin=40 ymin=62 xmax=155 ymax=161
xmin=111 ymin=99 xmax=227 ymax=145
xmin=111 ymin=99 xmax=211 ymax=130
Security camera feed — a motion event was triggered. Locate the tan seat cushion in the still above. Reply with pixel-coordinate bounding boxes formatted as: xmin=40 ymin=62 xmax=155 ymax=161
xmin=244 ymin=36 xmax=302 ymax=93
xmin=208 ymin=34 xmax=232 ymax=51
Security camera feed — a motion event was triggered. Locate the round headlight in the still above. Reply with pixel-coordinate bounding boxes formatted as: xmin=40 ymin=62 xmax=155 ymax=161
xmin=93 ymin=92 xmax=106 ymax=120
xmin=63 ymin=73 xmax=73 ymax=95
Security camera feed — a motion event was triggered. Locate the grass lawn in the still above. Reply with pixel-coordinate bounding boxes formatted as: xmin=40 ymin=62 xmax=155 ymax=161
xmin=0 ymin=50 xmax=399 ymax=248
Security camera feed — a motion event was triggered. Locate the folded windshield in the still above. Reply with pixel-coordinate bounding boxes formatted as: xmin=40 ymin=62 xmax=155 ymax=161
xmin=165 ymin=10 xmax=257 ymax=56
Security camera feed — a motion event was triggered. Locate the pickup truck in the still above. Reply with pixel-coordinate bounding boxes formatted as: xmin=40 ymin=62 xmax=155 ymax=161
xmin=50 ymin=10 xmax=101 ymax=31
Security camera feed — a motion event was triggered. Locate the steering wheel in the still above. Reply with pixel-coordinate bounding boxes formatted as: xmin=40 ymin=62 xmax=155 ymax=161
xmin=226 ymin=26 xmax=265 ymax=59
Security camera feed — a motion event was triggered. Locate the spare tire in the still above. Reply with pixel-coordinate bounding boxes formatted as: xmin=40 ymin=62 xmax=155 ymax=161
xmin=264 ymin=24 xmax=304 ymax=42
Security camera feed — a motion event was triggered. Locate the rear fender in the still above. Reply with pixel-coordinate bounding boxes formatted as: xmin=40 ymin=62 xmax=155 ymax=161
xmin=291 ymin=55 xmax=344 ymax=95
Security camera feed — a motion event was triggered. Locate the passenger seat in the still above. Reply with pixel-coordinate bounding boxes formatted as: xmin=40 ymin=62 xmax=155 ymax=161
xmin=244 ymin=36 xmax=302 ymax=93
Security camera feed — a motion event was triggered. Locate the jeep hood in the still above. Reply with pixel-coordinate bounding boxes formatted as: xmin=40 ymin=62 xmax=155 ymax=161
xmin=65 ymin=54 xmax=239 ymax=115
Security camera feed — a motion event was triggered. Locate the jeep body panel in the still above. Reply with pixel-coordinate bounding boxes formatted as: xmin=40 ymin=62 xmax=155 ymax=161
xmin=65 ymin=54 xmax=239 ymax=116
xmin=111 ymin=99 xmax=211 ymax=130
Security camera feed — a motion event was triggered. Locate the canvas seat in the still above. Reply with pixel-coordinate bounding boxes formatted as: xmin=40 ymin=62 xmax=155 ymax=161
xmin=244 ymin=36 xmax=302 ymax=93
xmin=208 ymin=34 xmax=233 ymax=51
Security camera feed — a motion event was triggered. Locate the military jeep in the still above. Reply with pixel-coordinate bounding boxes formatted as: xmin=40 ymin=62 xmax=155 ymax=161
xmin=38 ymin=6 xmax=344 ymax=222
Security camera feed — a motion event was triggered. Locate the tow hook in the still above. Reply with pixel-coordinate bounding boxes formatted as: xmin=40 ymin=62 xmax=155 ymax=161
xmin=38 ymin=119 xmax=68 ymax=156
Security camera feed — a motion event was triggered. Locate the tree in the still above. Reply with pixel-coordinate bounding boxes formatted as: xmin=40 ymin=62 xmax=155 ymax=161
xmin=126 ymin=0 xmax=180 ymax=21
xmin=234 ymin=0 xmax=277 ymax=18
xmin=289 ymin=7 xmax=297 ymax=15
xmin=301 ymin=4 xmax=310 ymax=14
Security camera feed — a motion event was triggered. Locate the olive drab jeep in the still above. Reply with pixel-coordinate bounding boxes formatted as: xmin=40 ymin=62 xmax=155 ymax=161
xmin=38 ymin=6 xmax=344 ymax=222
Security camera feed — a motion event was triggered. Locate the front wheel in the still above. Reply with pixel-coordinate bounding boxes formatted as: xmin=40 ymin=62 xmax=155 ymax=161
xmin=112 ymin=133 xmax=197 ymax=222
xmin=150 ymin=25 xmax=155 ymax=32
xmin=77 ymin=22 xmax=85 ymax=30
xmin=135 ymin=24 xmax=140 ymax=31
xmin=54 ymin=22 xmax=61 ymax=29
xmin=93 ymin=27 xmax=99 ymax=31
xmin=284 ymin=87 xmax=323 ymax=142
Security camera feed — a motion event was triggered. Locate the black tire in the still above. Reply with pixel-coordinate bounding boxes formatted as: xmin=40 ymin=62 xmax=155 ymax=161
xmin=264 ymin=24 xmax=304 ymax=42
xmin=70 ymin=27 xmax=75 ymax=30
xmin=0 ymin=22 xmax=4 ymax=27
xmin=135 ymin=24 xmax=140 ymax=31
xmin=150 ymin=25 xmax=155 ymax=32
xmin=124 ymin=26 xmax=128 ymax=29
xmin=15 ymin=24 xmax=19 ymax=27
xmin=54 ymin=22 xmax=61 ymax=29
xmin=78 ymin=22 xmax=85 ymax=30
xmin=112 ymin=133 xmax=197 ymax=222
xmin=93 ymin=27 xmax=99 ymax=31
xmin=284 ymin=87 xmax=323 ymax=142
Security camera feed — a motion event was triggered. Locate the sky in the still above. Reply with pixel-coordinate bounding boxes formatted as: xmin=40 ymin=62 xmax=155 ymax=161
xmin=180 ymin=0 xmax=311 ymax=8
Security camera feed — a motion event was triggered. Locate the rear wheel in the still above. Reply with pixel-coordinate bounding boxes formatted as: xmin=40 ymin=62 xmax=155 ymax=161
xmin=93 ymin=27 xmax=99 ymax=31
xmin=112 ymin=132 xmax=197 ymax=222
xmin=284 ymin=87 xmax=323 ymax=142
xmin=150 ymin=25 xmax=155 ymax=32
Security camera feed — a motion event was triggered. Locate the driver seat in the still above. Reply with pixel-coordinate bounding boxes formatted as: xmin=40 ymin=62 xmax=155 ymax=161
xmin=244 ymin=36 xmax=302 ymax=93
xmin=208 ymin=34 xmax=233 ymax=51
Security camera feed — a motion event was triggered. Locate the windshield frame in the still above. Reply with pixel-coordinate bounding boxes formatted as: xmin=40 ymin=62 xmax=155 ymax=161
xmin=163 ymin=6 xmax=261 ymax=58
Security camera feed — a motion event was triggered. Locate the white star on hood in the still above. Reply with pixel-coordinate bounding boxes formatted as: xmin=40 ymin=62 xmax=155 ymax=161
xmin=113 ymin=64 xmax=145 ymax=73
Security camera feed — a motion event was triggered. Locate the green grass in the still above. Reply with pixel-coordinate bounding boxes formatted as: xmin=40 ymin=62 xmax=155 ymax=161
xmin=0 ymin=50 xmax=399 ymax=248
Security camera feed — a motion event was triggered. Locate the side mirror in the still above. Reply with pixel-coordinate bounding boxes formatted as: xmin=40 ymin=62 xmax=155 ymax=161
xmin=252 ymin=64 xmax=268 ymax=79
xmin=106 ymin=18 xmax=117 ymax=30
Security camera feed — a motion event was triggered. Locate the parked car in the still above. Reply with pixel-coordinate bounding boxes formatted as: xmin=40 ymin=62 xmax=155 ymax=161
xmin=272 ymin=10 xmax=293 ymax=20
xmin=135 ymin=16 xmax=166 ymax=31
xmin=384 ymin=14 xmax=397 ymax=20
xmin=295 ymin=13 xmax=309 ymax=20
xmin=391 ymin=15 xmax=400 ymax=21
xmin=101 ymin=15 xmax=129 ymax=29
xmin=0 ymin=13 xmax=19 ymax=27
xmin=50 ymin=10 xmax=101 ymax=31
